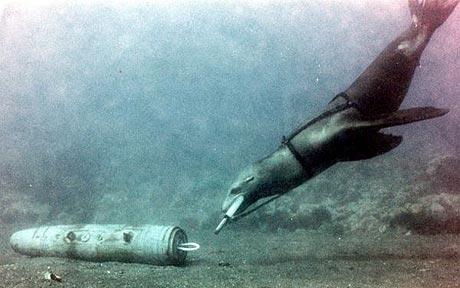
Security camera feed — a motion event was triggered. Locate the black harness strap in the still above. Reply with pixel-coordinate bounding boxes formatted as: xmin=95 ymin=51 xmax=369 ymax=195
xmin=282 ymin=136 xmax=315 ymax=175
xmin=284 ymin=92 xmax=360 ymax=143
xmin=281 ymin=92 xmax=360 ymax=174
xmin=328 ymin=91 xmax=350 ymax=104
xmin=232 ymin=194 xmax=283 ymax=221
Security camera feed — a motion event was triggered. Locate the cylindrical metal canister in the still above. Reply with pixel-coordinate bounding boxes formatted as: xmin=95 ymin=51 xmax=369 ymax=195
xmin=10 ymin=225 xmax=189 ymax=265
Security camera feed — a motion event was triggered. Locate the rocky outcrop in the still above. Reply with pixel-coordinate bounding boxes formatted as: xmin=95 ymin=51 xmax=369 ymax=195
xmin=390 ymin=193 xmax=460 ymax=234
xmin=390 ymin=155 xmax=460 ymax=234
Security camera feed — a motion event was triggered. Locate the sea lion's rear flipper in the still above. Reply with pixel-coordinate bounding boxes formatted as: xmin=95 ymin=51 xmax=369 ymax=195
xmin=339 ymin=132 xmax=403 ymax=161
xmin=350 ymin=106 xmax=449 ymax=130
xmin=409 ymin=0 xmax=459 ymax=33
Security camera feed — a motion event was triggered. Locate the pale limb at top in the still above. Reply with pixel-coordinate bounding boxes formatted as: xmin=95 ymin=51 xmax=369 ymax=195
xmin=342 ymin=0 xmax=459 ymax=116
xmin=409 ymin=0 xmax=460 ymax=32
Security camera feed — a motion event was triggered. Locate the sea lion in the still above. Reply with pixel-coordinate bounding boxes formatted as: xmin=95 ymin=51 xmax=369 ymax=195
xmin=215 ymin=0 xmax=459 ymax=234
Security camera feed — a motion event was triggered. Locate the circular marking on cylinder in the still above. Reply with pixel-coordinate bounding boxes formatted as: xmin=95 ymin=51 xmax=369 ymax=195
xmin=177 ymin=242 xmax=200 ymax=252
xmin=81 ymin=233 xmax=90 ymax=242
xmin=123 ymin=231 xmax=133 ymax=243
xmin=96 ymin=234 xmax=103 ymax=241
xmin=64 ymin=231 xmax=76 ymax=243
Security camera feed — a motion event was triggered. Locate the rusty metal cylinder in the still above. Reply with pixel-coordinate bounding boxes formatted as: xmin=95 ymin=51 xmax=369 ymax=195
xmin=10 ymin=225 xmax=192 ymax=265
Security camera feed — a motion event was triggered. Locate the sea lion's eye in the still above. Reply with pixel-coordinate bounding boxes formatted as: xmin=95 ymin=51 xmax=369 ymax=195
xmin=244 ymin=176 xmax=254 ymax=183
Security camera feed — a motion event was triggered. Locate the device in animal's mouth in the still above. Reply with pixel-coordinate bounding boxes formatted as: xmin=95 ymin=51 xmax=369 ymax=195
xmin=214 ymin=195 xmax=245 ymax=234
xmin=215 ymin=193 xmax=284 ymax=235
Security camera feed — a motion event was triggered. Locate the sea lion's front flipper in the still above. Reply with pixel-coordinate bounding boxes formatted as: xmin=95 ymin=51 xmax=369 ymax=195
xmin=339 ymin=106 xmax=448 ymax=161
xmin=339 ymin=133 xmax=403 ymax=161
xmin=350 ymin=106 xmax=449 ymax=130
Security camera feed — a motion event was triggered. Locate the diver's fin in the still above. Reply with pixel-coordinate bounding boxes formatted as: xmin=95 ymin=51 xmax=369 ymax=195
xmin=339 ymin=132 xmax=403 ymax=161
xmin=349 ymin=107 xmax=449 ymax=130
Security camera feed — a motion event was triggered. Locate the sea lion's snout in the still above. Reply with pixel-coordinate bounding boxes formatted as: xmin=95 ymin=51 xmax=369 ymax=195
xmin=221 ymin=186 xmax=251 ymax=216
xmin=215 ymin=195 xmax=246 ymax=235
xmin=221 ymin=193 xmax=239 ymax=213
xmin=222 ymin=167 xmax=258 ymax=212
xmin=216 ymin=167 xmax=260 ymax=234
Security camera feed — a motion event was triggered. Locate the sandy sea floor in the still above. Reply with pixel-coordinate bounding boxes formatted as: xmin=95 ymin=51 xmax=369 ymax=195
xmin=2 ymin=229 xmax=460 ymax=288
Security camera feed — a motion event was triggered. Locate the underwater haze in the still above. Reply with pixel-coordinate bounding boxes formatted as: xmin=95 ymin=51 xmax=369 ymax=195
xmin=3 ymin=1 xmax=460 ymax=287
xmin=1 ymin=0 xmax=460 ymax=240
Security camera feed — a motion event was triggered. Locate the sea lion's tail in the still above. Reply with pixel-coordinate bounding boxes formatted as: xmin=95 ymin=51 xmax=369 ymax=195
xmin=409 ymin=0 xmax=459 ymax=33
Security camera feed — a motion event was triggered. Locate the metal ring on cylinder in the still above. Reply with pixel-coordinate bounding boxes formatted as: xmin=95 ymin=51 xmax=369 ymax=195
xmin=177 ymin=242 xmax=200 ymax=251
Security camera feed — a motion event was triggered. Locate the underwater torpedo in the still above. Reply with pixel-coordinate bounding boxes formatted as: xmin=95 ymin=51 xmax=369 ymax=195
xmin=215 ymin=0 xmax=459 ymax=234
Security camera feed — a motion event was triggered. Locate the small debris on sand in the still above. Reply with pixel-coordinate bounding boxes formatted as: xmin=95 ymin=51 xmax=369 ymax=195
xmin=44 ymin=270 xmax=62 ymax=282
